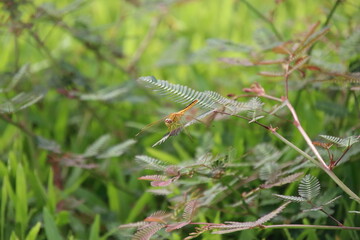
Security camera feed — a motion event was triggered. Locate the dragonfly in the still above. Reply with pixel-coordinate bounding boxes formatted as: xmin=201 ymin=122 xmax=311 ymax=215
xmin=136 ymin=99 xmax=199 ymax=137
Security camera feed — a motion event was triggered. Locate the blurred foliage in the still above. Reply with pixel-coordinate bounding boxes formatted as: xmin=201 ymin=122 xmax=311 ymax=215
xmin=0 ymin=0 xmax=359 ymax=239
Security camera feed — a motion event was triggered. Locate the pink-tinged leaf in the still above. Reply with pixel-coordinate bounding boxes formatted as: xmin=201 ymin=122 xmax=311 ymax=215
xmin=254 ymin=201 xmax=290 ymax=225
xmin=212 ymin=226 xmax=250 ymax=234
xmin=293 ymin=27 xmax=330 ymax=56
xmin=258 ymin=71 xmax=284 ymax=77
xmin=302 ymin=22 xmax=321 ymax=44
xmin=146 ymin=189 xmax=172 ymax=195
xmin=138 ymin=175 xmax=166 ymax=181
xmin=151 ymin=179 xmax=172 ymax=187
xmin=151 ymin=176 xmax=180 ymax=187
xmin=260 ymin=172 xmax=303 ymax=189
xmin=218 ymin=57 xmax=254 ymax=66
xmin=273 ymin=194 xmax=306 ymax=202
xmin=132 ymin=223 xmax=165 ymax=240
xmin=242 ymin=83 xmax=265 ymax=95
xmin=212 ymin=202 xmax=290 ymax=234
xmin=255 ymin=59 xmax=285 ymax=65
xmin=183 ymin=199 xmax=198 ymax=221
xmin=165 ymin=221 xmax=191 ymax=232
xmin=304 ymin=65 xmax=322 ymax=71
xmin=165 ymin=165 xmax=180 ymax=176
xmin=272 ymin=43 xmax=292 ymax=55
xmin=287 ymin=56 xmax=310 ymax=75
xmin=144 ymin=210 xmax=170 ymax=224
xmin=118 ymin=221 xmax=148 ymax=229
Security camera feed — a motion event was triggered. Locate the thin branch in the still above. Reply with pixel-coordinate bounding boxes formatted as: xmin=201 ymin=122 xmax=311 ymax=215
xmin=127 ymin=15 xmax=163 ymax=73
xmin=271 ymin=131 xmax=360 ymax=203
xmin=240 ymin=0 xmax=283 ymax=41
xmin=307 ymin=201 xmax=343 ymax=226
xmin=308 ymin=0 xmax=342 ymax=54
xmin=284 ymin=99 xmax=329 ymax=169
xmin=323 ymin=0 xmax=342 ymax=27
xmin=332 ymin=146 xmax=351 ymax=169
xmin=260 ymin=224 xmax=360 ymax=231
xmin=271 ymin=131 xmax=323 ymax=169
xmin=0 ymin=114 xmax=35 ymax=138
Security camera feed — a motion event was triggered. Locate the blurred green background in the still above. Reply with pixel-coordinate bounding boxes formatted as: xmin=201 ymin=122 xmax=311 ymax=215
xmin=0 ymin=0 xmax=359 ymax=239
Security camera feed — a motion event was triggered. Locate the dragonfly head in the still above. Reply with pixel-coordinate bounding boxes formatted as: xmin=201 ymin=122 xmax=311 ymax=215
xmin=164 ymin=118 xmax=173 ymax=127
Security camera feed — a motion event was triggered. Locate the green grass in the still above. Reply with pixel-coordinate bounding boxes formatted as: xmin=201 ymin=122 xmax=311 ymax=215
xmin=0 ymin=0 xmax=359 ymax=239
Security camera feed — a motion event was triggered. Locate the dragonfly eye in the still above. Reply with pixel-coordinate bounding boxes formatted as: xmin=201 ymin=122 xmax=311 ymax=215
xmin=165 ymin=118 xmax=173 ymax=124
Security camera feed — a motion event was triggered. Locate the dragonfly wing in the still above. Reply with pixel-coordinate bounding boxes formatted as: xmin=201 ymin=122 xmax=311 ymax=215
xmin=136 ymin=117 xmax=166 ymax=136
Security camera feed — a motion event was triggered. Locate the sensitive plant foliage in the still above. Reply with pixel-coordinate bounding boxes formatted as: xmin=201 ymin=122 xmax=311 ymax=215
xmin=126 ymin=22 xmax=360 ymax=239
xmin=138 ymin=76 xmax=263 ymax=115
xmin=209 ymin=201 xmax=291 ymax=235
xmin=123 ymin=150 xmax=312 ymax=238
xmin=314 ymin=135 xmax=360 ymax=169
xmin=1 ymin=0 xmax=360 ymax=239
xmin=120 ymin=199 xmax=199 ymax=239
xmin=136 ymin=76 xmax=263 ymax=146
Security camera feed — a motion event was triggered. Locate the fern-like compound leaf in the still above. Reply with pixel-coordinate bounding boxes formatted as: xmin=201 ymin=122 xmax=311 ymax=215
xmin=212 ymin=202 xmax=290 ymax=234
xmin=96 ymin=139 xmax=136 ymax=159
xmin=320 ymin=135 xmax=359 ymax=147
xmin=135 ymin=155 xmax=167 ymax=171
xmin=183 ymin=199 xmax=198 ymax=221
xmin=273 ymin=194 xmax=307 ymax=202
xmin=83 ymin=134 xmax=111 ymax=157
xmin=118 ymin=221 xmax=148 ymax=229
xmin=132 ymin=222 xmax=165 ymax=240
xmin=0 ymin=90 xmax=45 ymax=113
xmin=298 ymin=175 xmax=320 ymax=200
xmin=261 ymin=172 xmax=303 ymax=189
xmin=323 ymin=195 xmax=342 ymax=206
xmin=138 ymin=76 xmax=262 ymax=114
xmin=254 ymin=201 xmax=290 ymax=225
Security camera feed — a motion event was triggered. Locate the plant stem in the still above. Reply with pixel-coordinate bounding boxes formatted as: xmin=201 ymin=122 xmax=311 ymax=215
xmin=271 ymin=131 xmax=322 ymax=169
xmin=261 ymin=224 xmax=360 ymax=231
xmin=271 ymin=131 xmax=360 ymax=203
xmin=323 ymin=0 xmax=342 ymax=27
xmin=127 ymin=15 xmax=163 ymax=74
xmin=0 ymin=114 xmax=35 ymax=138
xmin=284 ymin=100 xmax=329 ymax=169
xmin=333 ymin=146 xmax=351 ymax=168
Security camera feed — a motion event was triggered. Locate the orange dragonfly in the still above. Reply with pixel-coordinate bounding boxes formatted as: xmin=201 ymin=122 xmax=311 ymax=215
xmin=136 ymin=100 xmax=199 ymax=137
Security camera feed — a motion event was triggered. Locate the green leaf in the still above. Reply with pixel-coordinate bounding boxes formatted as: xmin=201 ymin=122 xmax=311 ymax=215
xmin=146 ymin=148 xmax=180 ymax=164
xmin=25 ymin=222 xmax=42 ymax=240
xmin=89 ymin=215 xmax=100 ymax=240
xmin=36 ymin=136 xmax=62 ymax=153
xmin=298 ymin=175 xmax=320 ymax=200
xmin=10 ymin=231 xmax=19 ymax=240
xmin=273 ymin=194 xmax=306 ymax=202
xmin=97 ymin=139 xmax=136 ymax=159
xmin=78 ymin=86 xmax=127 ymax=101
xmin=339 ymin=29 xmax=360 ymax=60
xmin=0 ymin=90 xmax=45 ymax=113
xmin=83 ymin=134 xmax=111 ymax=157
xmin=47 ymin=169 xmax=57 ymax=212
xmin=135 ymin=155 xmax=167 ymax=171
xmin=1 ymin=175 xmax=9 ymax=240
xmin=125 ymin=192 xmax=153 ymax=223
xmin=28 ymin=171 xmax=47 ymax=207
xmin=107 ymin=184 xmax=120 ymax=213
xmin=15 ymin=164 xmax=28 ymax=237
xmin=206 ymin=38 xmax=252 ymax=52
xmin=43 ymin=207 xmax=63 ymax=240
xmin=320 ymin=135 xmax=359 ymax=147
